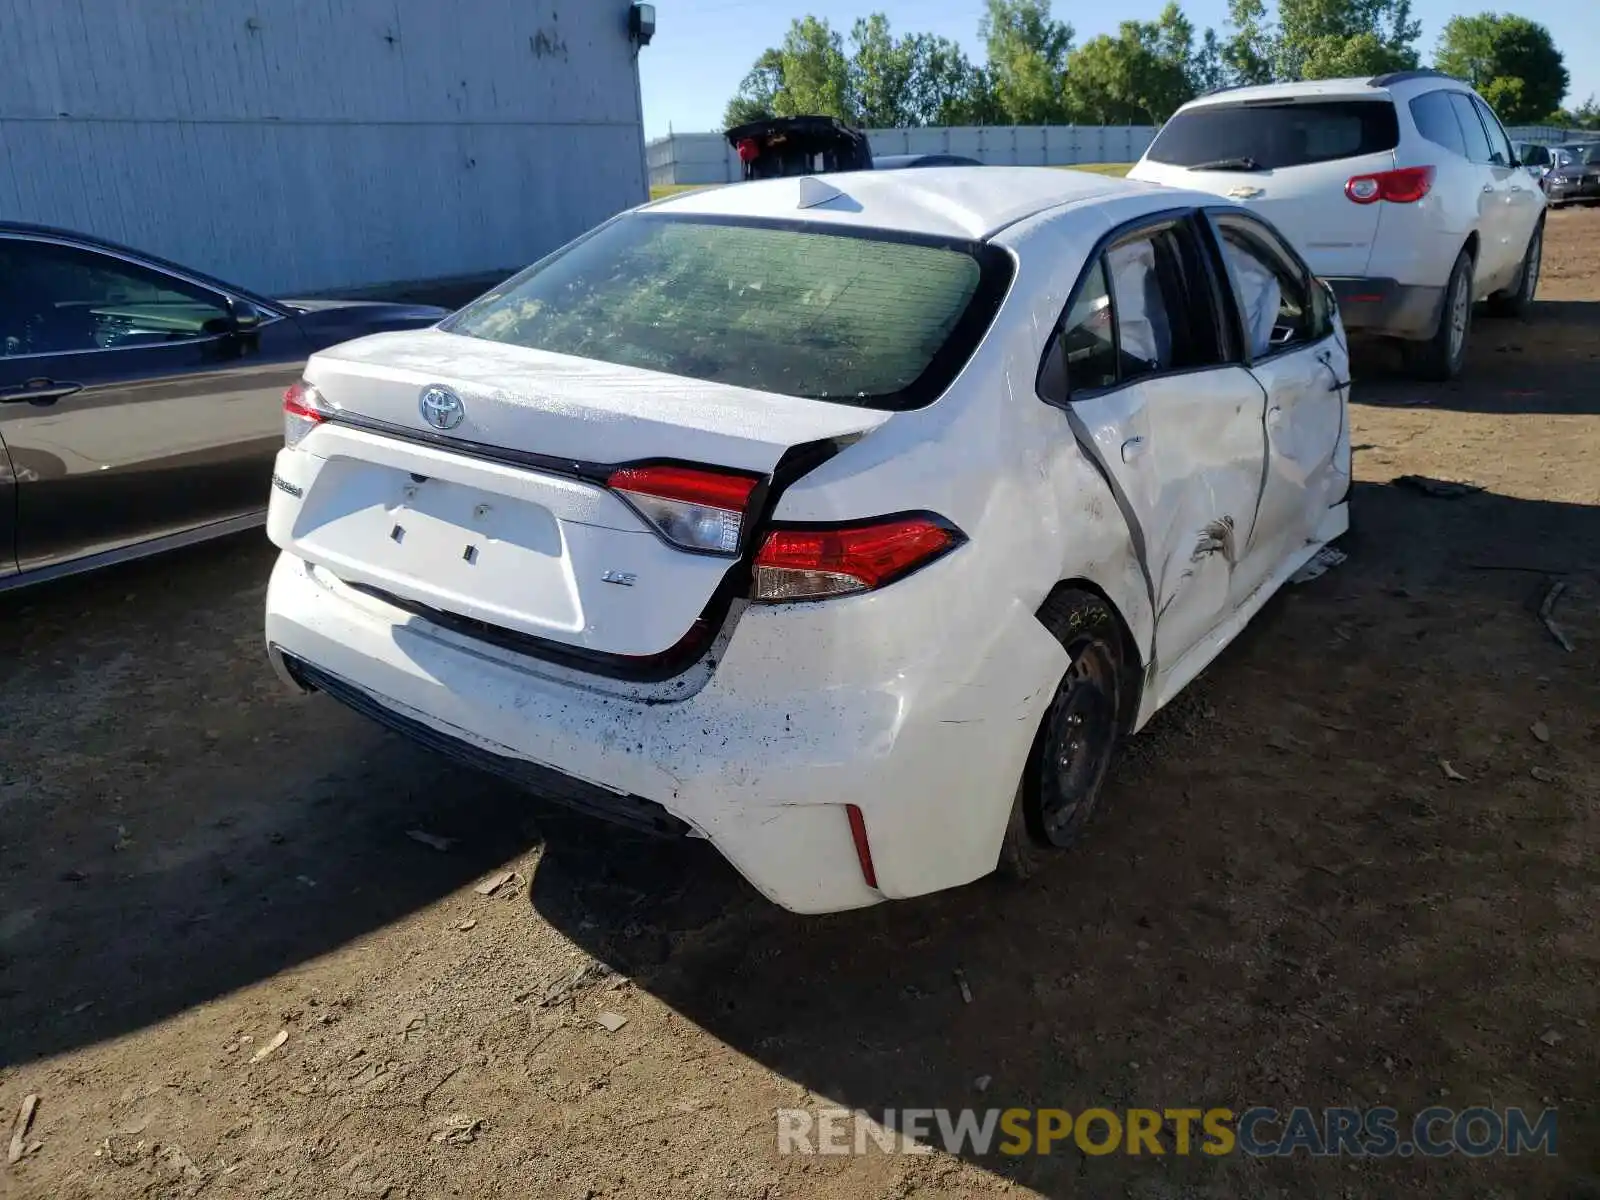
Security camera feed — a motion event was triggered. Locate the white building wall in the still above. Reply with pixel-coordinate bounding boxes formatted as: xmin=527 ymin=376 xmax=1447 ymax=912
xmin=0 ymin=0 xmax=648 ymax=294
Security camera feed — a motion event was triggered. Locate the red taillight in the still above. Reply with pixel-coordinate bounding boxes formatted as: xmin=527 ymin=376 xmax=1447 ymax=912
xmin=1345 ymin=166 xmax=1435 ymax=204
xmin=282 ymin=380 xmax=327 ymax=448
xmin=846 ymin=804 xmax=878 ymax=889
xmin=751 ymin=515 xmax=960 ymax=602
xmin=607 ymin=464 xmax=761 ymax=555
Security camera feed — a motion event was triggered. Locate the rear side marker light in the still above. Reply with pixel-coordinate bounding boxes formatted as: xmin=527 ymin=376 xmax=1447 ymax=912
xmin=1345 ymin=166 xmax=1435 ymax=204
xmin=752 ymin=515 xmax=962 ymax=602
xmin=608 ymin=464 xmax=761 ymax=555
xmin=282 ymin=380 xmax=328 ymax=449
xmin=846 ymin=804 xmax=878 ymax=889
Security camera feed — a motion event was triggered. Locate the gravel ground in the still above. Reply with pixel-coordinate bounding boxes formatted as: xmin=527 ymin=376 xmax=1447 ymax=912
xmin=1 ymin=209 xmax=1597 ymax=1200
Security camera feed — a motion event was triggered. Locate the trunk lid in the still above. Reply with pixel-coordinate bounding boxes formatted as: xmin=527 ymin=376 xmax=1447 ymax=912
xmin=286 ymin=329 xmax=889 ymax=660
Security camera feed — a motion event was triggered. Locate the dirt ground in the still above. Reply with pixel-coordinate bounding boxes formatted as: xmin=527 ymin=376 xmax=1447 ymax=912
xmin=2 ymin=211 xmax=1598 ymax=1200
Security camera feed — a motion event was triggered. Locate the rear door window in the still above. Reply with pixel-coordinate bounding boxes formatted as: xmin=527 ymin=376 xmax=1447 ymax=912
xmin=1448 ymin=92 xmax=1494 ymax=164
xmin=1410 ymin=91 xmax=1467 ymax=158
xmin=1145 ymin=101 xmax=1400 ymax=170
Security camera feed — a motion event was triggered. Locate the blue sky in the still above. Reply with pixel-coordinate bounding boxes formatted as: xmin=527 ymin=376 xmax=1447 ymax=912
xmin=639 ymin=0 xmax=1596 ymax=139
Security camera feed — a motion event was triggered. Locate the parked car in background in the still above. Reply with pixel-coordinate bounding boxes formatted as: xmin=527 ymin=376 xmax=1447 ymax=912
xmin=264 ymin=167 xmax=1351 ymax=914
xmin=724 ymin=116 xmax=873 ymax=181
xmin=1128 ymin=69 xmax=1545 ymax=380
xmin=1545 ymin=142 xmax=1600 ymax=207
xmin=0 ymin=223 xmax=447 ymax=590
xmin=1513 ymin=140 xmax=1553 ymax=184
xmin=874 ymin=153 xmax=985 ymax=169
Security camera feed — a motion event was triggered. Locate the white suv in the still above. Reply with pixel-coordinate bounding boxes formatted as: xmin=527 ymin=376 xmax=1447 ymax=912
xmin=1128 ymin=70 xmax=1545 ymax=380
xmin=264 ymin=168 xmax=1350 ymax=913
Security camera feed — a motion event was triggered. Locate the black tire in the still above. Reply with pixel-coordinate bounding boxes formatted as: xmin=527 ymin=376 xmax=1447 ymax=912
xmin=1402 ymin=248 xmax=1474 ymax=382
xmin=1487 ymin=220 xmax=1543 ymax=318
xmin=998 ymin=589 xmax=1128 ymax=877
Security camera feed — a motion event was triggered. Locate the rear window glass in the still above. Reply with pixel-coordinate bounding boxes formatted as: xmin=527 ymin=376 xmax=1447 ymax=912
xmin=1147 ymin=100 xmax=1400 ymax=169
xmin=442 ymin=215 xmax=1009 ymax=410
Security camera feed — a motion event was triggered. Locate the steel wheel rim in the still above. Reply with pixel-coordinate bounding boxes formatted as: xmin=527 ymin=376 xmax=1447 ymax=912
xmin=1038 ymin=639 xmax=1117 ymax=842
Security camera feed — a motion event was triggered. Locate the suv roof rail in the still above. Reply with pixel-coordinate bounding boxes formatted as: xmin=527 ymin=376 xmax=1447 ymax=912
xmin=1368 ymin=68 xmax=1460 ymax=88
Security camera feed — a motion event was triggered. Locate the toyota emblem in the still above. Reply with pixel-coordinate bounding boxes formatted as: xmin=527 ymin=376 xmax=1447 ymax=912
xmin=418 ymin=385 xmax=465 ymax=431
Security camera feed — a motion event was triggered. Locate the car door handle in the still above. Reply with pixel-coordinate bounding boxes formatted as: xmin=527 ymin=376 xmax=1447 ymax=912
xmin=1482 ymin=183 xmax=1495 ymax=193
xmin=0 ymin=378 xmax=84 ymax=405
xmin=1120 ymin=436 xmax=1147 ymax=464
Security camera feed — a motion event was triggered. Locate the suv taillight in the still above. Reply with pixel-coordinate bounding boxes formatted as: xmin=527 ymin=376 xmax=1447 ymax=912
xmin=607 ymin=465 xmax=761 ymax=555
xmin=1345 ymin=166 xmax=1435 ymax=204
xmin=751 ymin=515 xmax=962 ymax=603
xmin=282 ymin=380 xmax=328 ymax=448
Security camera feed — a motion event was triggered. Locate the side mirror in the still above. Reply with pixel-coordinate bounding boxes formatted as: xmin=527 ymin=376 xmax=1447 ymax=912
xmin=229 ymin=298 xmax=266 ymax=333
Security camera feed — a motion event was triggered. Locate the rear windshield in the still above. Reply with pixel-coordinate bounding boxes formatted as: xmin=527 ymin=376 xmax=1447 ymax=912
xmin=442 ymin=214 xmax=1010 ymax=410
xmin=1147 ymin=100 xmax=1400 ymax=170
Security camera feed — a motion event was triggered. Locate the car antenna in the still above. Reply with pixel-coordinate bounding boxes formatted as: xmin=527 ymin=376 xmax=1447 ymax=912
xmin=796 ymin=176 xmax=846 ymax=209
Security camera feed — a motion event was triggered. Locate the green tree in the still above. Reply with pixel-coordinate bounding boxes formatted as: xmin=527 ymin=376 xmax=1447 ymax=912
xmin=1276 ymin=0 xmax=1419 ymax=80
xmin=849 ymin=17 xmax=990 ymax=127
xmin=724 ymin=49 xmax=784 ymax=127
xmin=979 ymin=0 xmax=1075 ymax=123
xmin=1435 ymin=14 xmax=1568 ymax=124
xmin=1223 ymin=0 xmax=1277 ymax=85
xmin=1066 ymin=5 xmax=1204 ymax=124
xmin=772 ymin=16 xmax=854 ymax=120
xmin=1220 ymin=0 xmax=1420 ymax=85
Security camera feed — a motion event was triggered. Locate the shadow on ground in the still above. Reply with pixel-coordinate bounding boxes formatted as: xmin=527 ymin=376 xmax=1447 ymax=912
xmin=527 ymin=477 xmax=1600 ymax=1195
xmin=0 ymin=482 xmax=1594 ymax=1193
xmin=1351 ymin=299 xmax=1600 ymax=415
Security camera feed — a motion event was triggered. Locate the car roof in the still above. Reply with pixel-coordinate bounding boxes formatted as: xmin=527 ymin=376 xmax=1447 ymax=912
xmin=0 ymin=219 xmax=270 ymax=304
xmin=644 ymin=166 xmax=1172 ymax=241
xmin=1179 ymin=70 xmax=1470 ymax=111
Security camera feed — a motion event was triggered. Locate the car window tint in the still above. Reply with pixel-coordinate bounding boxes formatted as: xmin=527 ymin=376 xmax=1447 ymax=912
xmin=1448 ymin=93 xmax=1494 ymax=164
xmin=1410 ymin=91 xmax=1467 ymax=158
xmin=1217 ymin=222 xmax=1315 ymax=357
xmin=1472 ymin=96 xmax=1514 ymax=166
xmin=444 ymin=214 xmax=1007 ymax=411
xmin=1052 ymin=259 xmax=1118 ymax=392
xmin=0 ymin=238 xmax=229 ymax=357
xmin=1145 ymin=101 xmax=1399 ymax=169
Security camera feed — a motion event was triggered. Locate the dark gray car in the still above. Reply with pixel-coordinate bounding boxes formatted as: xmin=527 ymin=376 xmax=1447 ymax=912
xmin=0 ymin=224 xmax=448 ymax=590
xmin=1546 ymin=143 xmax=1600 ymax=206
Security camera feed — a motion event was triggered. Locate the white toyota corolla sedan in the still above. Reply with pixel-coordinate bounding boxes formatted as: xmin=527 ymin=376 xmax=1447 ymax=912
xmin=263 ymin=168 xmax=1351 ymax=913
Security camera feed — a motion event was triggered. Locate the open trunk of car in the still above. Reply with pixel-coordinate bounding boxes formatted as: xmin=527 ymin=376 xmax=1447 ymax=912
xmin=724 ymin=116 xmax=873 ymax=180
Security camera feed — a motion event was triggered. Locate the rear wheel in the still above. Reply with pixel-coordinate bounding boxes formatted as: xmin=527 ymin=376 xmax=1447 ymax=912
xmin=1487 ymin=221 xmax=1543 ymax=318
xmin=998 ymin=590 xmax=1128 ymax=879
xmin=1402 ymin=249 xmax=1473 ymax=382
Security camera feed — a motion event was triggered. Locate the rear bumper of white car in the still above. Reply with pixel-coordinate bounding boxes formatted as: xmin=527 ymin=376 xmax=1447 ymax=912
xmin=264 ymin=550 xmax=1066 ymax=914
xmin=1325 ymin=276 xmax=1444 ymax=339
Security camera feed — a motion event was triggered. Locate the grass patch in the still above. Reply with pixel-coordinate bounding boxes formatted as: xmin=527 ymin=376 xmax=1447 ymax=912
xmin=650 ymin=183 xmax=707 ymax=201
xmin=1055 ymin=162 xmax=1133 ymax=176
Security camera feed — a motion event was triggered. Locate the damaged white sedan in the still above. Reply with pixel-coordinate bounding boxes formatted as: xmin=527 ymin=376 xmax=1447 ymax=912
xmin=263 ymin=167 xmax=1350 ymax=913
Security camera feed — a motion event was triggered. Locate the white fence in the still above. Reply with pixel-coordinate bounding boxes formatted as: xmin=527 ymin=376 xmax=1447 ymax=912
xmin=648 ymin=125 xmax=1158 ymax=187
xmin=649 ymin=121 xmax=1600 ymax=189
xmin=1505 ymin=125 xmax=1595 ymax=145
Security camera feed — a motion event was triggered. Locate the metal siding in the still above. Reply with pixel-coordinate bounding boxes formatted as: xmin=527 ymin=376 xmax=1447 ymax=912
xmin=0 ymin=0 xmax=647 ymax=294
